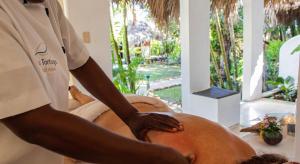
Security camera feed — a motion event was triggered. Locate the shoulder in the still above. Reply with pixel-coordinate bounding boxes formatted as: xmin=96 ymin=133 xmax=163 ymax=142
xmin=0 ymin=8 xmax=18 ymax=35
xmin=44 ymin=0 xmax=64 ymax=22
xmin=0 ymin=8 xmax=24 ymax=46
xmin=45 ymin=0 xmax=62 ymax=13
xmin=0 ymin=7 xmax=12 ymax=25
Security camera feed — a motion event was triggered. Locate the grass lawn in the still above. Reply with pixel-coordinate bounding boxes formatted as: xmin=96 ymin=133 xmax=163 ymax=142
xmin=154 ymin=85 xmax=182 ymax=104
xmin=138 ymin=64 xmax=181 ymax=82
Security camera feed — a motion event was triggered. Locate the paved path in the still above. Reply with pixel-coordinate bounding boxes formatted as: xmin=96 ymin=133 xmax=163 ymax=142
xmin=136 ymin=77 xmax=181 ymax=96
xmin=149 ymin=77 xmax=182 ymax=91
xmin=136 ymin=77 xmax=183 ymax=112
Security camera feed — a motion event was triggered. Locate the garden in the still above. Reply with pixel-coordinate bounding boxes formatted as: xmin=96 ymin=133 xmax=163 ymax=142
xmin=110 ymin=0 xmax=300 ymax=106
xmin=110 ymin=0 xmax=182 ymax=105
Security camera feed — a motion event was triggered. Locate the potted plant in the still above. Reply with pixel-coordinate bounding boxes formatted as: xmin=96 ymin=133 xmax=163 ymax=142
xmin=260 ymin=116 xmax=283 ymax=145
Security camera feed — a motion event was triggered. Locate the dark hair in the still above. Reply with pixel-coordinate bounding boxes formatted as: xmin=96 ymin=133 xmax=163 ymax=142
xmin=241 ymin=154 xmax=288 ymax=164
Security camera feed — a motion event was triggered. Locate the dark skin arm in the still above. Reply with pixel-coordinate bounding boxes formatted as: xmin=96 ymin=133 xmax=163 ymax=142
xmin=1 ymin=105 xmax=188 ymax=164
xmin=71 ymin=57 xmax=183 ymax=140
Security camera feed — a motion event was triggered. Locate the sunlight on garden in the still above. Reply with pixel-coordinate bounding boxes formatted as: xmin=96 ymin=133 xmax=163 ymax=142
xmin=109 ymin=1 xmax=182 ymax=110
xmin=110 ymin=0 xmax=300 ymax=111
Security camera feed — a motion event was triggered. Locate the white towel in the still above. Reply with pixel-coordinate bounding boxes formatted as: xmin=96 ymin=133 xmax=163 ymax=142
xmin=69 ymin=95 xmax=170 ymax=122
xmin=69 ymin=100 xmax=109 ymax=122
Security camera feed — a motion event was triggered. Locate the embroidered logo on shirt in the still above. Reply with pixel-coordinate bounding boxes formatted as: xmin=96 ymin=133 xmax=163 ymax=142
xmin=35 ymin=45 xmax=48 ymax=57
xmin=35 ymin=43 xmax=58 ymax=73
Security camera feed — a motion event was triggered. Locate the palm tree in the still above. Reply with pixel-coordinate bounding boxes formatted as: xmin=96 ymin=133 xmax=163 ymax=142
xmin=214 ymin=9 xmax=233 ymax=90
xmin=111 ymin=0 xmax=300 ymax=93
xmin=210 ymin=45 xmax=224 ymax=87
xmin=110 ymin=0 xmax=139 ymax=93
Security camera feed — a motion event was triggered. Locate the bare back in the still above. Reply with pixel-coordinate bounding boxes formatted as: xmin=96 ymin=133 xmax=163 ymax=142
xmin=94 ymin=103 xmax=255 ymax=164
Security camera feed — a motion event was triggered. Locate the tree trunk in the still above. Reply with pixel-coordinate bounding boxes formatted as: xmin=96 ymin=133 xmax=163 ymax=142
xmin=280 ymin=26 xmax=286 ymax=41
xmin=122 ymin=1 xmax=135 ymax=92
xmin=131 ymin=4 xmax=137 ymax=26
xmin=290 ymin=22 xmax=297 ymax=37
xmin=110 ymin=13 xmax=127 ymax=86
xmin=122 ymin=2 xmax=131 ymax=65
xmin=110 ymin=20 xmax=117 ymax=64
xmin=215 ymin=9 xmax=233 ymax=90
xmin=228 ymin=19 xmax=239 ymax=90
xmin=211 ymin=45 xmax=224 ymax=88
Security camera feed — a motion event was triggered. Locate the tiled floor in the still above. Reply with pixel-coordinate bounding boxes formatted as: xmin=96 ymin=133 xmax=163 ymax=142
xmin=240 ymin=98 xmax=296 ymax=127
xmin=169 ymin=98 xmax=297 ymax=159
xmin=230 ymin=98 xmax=297 ymax=160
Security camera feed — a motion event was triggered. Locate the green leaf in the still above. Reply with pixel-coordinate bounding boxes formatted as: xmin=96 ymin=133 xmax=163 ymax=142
xmin=285 ymin=76 xmax=294 ymax=85
xmin=291 ymin=44 xmax=300 ymax=55
xmin=276 ymin=77 xmax=285 ymax=84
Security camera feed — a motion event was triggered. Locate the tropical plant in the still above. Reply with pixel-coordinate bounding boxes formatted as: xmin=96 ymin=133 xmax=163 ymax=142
xmin=214 ymin=9 xmax=233 ymax=90
xmin=164 ymin=20 xmax=181 ymax=64
xmin=133 ymin=47 xmax=142 ymax=57
xmin=150 ymin=40 xmax=164 ymax=56
xmin=210 ymin=6 xmax=244 ymax=91
xmin=110 ymin=0 xmax=142 ymax=94
xmin=113 ymin=57 xmax=143 ymax=94
xmin=265 ymin=40 xmax=283 ymax=83
xmin=291 ymin=44 xmax=300 ymax=55
xmin=162 ymin=39 xmax=181 ymax=64
xmin=267 ymin=76 xmax=297 ymax=102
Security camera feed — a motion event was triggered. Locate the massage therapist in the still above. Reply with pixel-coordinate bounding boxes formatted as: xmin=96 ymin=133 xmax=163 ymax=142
xmin=0 ymin=0 xmax=188 ymax=163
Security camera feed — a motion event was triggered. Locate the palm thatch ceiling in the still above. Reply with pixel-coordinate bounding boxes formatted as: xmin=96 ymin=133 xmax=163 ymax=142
xmin=112 ymin=0 xmax=300 ymax=27
xmin=265 ymin=0 xmax=300 ymax=25
xmin=112 ymin=0 xmax=179 ymax=28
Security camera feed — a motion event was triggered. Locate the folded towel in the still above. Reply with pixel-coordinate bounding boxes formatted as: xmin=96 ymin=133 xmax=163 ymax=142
xmin=69 ymin=100 xmax=108 ymax=122
xmin=69 ymin=95 xmax=170 ymax=122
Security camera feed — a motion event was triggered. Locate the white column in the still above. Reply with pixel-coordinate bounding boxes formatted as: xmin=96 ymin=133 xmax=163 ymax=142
xmin=180 ymin=0 xmax=210 ymax=113
xmin=295 ymin=58 xmax=300 ymax=162
xmin=242 ymin=0 xmax=264 ymax=101
xmin=64 ymin=0 xmax=112 ymax=79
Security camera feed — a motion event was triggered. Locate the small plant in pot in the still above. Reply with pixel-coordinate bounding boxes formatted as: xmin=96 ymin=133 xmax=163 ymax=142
xmin=260 ymin=116 xmax=283 ymax=145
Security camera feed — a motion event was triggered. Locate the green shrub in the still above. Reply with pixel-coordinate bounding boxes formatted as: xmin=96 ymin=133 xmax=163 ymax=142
xmin=133 ymin=47 xmax=142 ymax=57
xmin=150 ymin=40 xmax=164 ymax=56
xmin=267 ymin=76 xmax=297 ymax=102
xmin=265 ymin=40 xmax=283 ymax=82
xmin=113 ymin=57 xmax=143 ymax=94
xmin=165 ymin=40 xmax=181 ymax=63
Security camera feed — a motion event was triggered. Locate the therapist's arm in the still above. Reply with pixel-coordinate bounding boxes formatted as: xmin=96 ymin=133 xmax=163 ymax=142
xmin=1 ymin=105 xmax=188 ymax=164
xmin=71 ymin=57 xmax=183 ymax=140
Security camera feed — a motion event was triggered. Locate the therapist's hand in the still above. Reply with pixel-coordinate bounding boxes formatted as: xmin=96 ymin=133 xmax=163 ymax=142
xmin=127 ymin=112 xmax=184 ymax=141
xmin=71 ymin=58 xmax=184 ymax=141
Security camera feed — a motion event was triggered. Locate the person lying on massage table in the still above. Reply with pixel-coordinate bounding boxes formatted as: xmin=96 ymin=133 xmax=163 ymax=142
xmin=67 ymin=86 xmax=298 ymax=164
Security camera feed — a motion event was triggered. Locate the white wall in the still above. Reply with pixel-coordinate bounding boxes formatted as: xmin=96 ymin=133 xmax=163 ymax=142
xmin=295 ymin=57 xmax=300 ymax=162
xmin=180 ymin=0 xmax=210 ymax=113
xmin=279 ymin=35 xmax=300 ymax=85
xmin=64 ymin=0 xmax=112 ymax=78
xmin=242 ymin=0 xmax=264 ymax=101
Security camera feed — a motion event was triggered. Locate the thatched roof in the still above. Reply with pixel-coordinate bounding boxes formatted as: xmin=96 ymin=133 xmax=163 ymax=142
xmin=265 ymin=0 xmax=300 ymax=25
xmin=144 ymin=0 xmax=180 ymax=28
xmin=213 ymin=0 xmax=300 ymax=25
xmin=112 ymin=0 xmax=179 ymax=28
xmin=211 ymin=0 xmax=238 ymax=20
xmin=113 ymin=0 xmax=300 ymax=28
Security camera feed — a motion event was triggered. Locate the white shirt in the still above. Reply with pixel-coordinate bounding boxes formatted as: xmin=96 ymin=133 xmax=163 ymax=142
xmin=0 ymin=0 xmax=89 ymax=163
